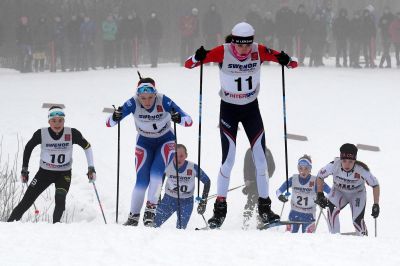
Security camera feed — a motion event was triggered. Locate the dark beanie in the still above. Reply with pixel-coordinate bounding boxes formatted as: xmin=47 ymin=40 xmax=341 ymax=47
xmin=340 ymin=143 xmax=358 ymax=160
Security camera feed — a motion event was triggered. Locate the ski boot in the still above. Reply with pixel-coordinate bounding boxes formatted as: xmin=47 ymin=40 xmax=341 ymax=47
xmin=143 ymin=202 xmax=156 ymax=227
xmin=258 ymin=197 xmax=280 ymax=225
xmin=123 ymin=213 xmax=140 ymax=226
xmin=208 ymin=198 xmax=227 ymax=229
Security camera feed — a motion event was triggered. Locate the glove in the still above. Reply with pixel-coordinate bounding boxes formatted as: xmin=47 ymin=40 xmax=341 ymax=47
xmin=171 ymin=111 xmax=181 ymax=124
xmin=278 ymin=194 xmax=288 ymax=203
xmin=197 ymin=199 xmax=207 ymax=215
xmin=315 ymin=192 xmax=329 ymax=209
xmin=371 ymin=203 xmax=380 ymax=218
xmin=20 ymin=167 xmax=29 ymax=183
xmin=276 ymin=51 xmax=291 ymax=66
xmin=242 ymin=187 xmax=249 ymax=195
xmin=87 ymin=166 xmax=96 ymax=183
xmin=194 ymin=46 xmax=209 ymax=62
xmin=112 ymin=106 xmax=123 ymax=122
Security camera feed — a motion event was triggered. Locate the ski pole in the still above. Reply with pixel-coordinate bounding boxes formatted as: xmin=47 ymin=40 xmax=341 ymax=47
xmin=315 ymin=207 xmax=324 ymax=231
xmin=374 ymin=218 xmax=377 ymax=238
xmin=207 ymin=184 xmax=245 ymax=200
xmin=197 ymin=61 xmax=204 ymax=199
xmin=281 ymin=63 xmax=290 ymax=196
xmin=113 ymin=105 xmax=121 ymax=224
xmin=92 ymin=182 xmax=107 ymax=224
xmin=201 ymin=213 xmax=208 ymax=228
xmin=279 ymin=202 xmax=286 ymax=217
xmin=172 ymin=109 xmax=182 ymax=229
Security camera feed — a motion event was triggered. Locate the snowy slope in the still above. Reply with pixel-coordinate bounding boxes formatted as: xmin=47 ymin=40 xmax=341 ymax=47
xmin=0 ymin=64 xmax=399 ymax=266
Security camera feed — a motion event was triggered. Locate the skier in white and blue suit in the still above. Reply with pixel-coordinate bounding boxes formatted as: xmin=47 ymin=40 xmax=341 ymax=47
xmin=154 ymin=144 xmax=210 ymax=229
xmin=276 ymin=155 xmax=330 ymax=233
xmin=107 ymin=76 xmax=193 ymax=227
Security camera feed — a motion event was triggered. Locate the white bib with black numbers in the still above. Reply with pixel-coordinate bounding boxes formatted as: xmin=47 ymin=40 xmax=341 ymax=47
xmin=219 ymin=43 xmax=261 ymax=105
xmin=133 ymin=94 xmax=171 ymax=138
xmin=164 ymin=161 xmax=196 ymax=199
xmin=40 ymin=127 xmax=73 ymax=171
xmin=291 ymin=174 xmax=317 ymax=215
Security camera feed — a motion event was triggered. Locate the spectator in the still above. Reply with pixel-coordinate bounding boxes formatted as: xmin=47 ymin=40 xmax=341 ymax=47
xmin=202 ymin=4 xmax=223 ymax=49
xmin=389 ymin=12 xmax=400 ymax=67
xmin=275 ymin=2 xmax=295 ymax=54
xmin=309 ymin=13 xmax=327 ymax=67
xmin=67 ymin=15 xmax=81 ymax=71
xmin=32 ymin=16 xmax=50 ymax=72
xmin=102 ymin=14 xmax=118 ymax=69
xmin=179 ymin=8 xmax=199 ymax=65
xmin=360 ymin=9 xmax=377 ymax=68
xmin=349 ymin=11 xmax=363 ymax=68
xmin=379 ymin=8 xmax=395 ymax=68
xmin=245 ymin=4 xmax=264 ymax=43
xmin=294 ymin=4 xmax=310 ymax=66
xmin=16 ymin=16 xmax=33 ymax=73
xmin=80 ymin=15 xmax=96 ymax=70
xmin=262 ymin=11 xmax=275 ymax=48
xmin=332 ymin=8 xmax=350 ymax=67
xmin=145 ymin=12 xmax=162 ymax=68
xmin=50 ymin=15 xmax=66 ymax=72
xmin=131 ymin=11 xmax=144 ymax=67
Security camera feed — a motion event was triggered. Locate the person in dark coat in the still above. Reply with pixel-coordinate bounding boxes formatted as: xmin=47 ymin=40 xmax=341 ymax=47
xmin=332 ymin=8 xmax=350 ymax=67
xmin=16 ymin=16 xmax=33 ymax=73
xmin=245 ymin=4 xmax=264 ymax=43
xmin=79 ymin=15 xmax=96 ymax=70
xmin=275 ymin=3 xmax=295 ymax=55
xmin=50 ymin=15 xmax=66 ymax=72
xmin=379 ymin=7 xmax=395 ymax=68
xmin=309 ymin=13 xmax=327 ymax=67
xmin=202 ymin=4 xmax=223 ymax=49
xmin=145 ymin=12 xmax=162 ymax=68
xmin=242 ymin=147 xmax=275 ymax=230
xmin=67 ymin=15 xmax=81 ymax=71
xmin=32 ymin=16 xmax=50 ymax=72
xmin=349 ymin=11 xmax=363 ymax=68
xmin=262 ymin=11 xmax=275 ymax=49
xmin=389 ymin=12 xmax=400 ymax=66
xmin=294 ymin=4 xmax=310 ymax=66
xmin=360 ymin=9 xmax=377 ymax=68
xmin=102 ymin=14 xmax=118 ymax=69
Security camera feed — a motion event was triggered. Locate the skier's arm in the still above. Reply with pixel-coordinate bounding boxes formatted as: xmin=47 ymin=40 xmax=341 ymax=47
xmin=361 ymin=169 xmax=379 ymax=204
xmin=317 ymin=162 xmax=334 ymax=193
xmin=315 ymin=181 xmax=331 ymax=194
xmin=106 ymin=98 xmax=135 ymax=127
xmin=195 ymin=164 xmax=211 ymax=200
xmin=184 ymin=45 xmax=224 ymax=68
xmin=275 ymin=177 xmax=293 ymax=197
xmin=162 ymin=95 xmax=193 ymax=127
xmin=72 ymin=128 xmax=94 ymax=167
xmin=22 ymin=129 xmax=41 ymax=168
xmin=258 ymin=44 xmax=298 ymax=68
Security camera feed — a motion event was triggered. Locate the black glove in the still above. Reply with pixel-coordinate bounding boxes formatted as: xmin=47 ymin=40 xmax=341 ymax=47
xmin=278 ymin=194 xmax=288 ymax=203
xmin=87 ymin=166 xmax=96 ymax=183
xmin=197 ymin=199 xmax=207 ymax=215
xmin=112 ymin=106 xmax=123 ymax=122
xmin=315 ymin=192 xmax=329 ymax=209
xmin=171 ymin=112 xmax=181 ymax=124
xmin=20 ymin=167 xmax=29 ymax=183
xmin=194 ymin=46 xmax=209 ymax=62
xmin=242 ymin=187 xmax=249 ymax=195
xmin=371 ymin=203 xmax=380 ymax=218
xmin=276 ymin=51 xmax=291 ymax=66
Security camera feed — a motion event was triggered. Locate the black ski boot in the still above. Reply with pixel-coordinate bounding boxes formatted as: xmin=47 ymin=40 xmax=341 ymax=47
xmin=208 ymin=199 xmax=227 ymax=229
xmin=258 ymin=197 xmax=280 ymax=224
xmin=123 ymin=213 xmax=140 ymax=226
xmin=143 ymin=202 xmax=156 ymax=227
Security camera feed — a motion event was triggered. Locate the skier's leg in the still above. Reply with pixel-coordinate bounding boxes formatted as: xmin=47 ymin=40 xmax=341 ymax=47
xmin=53 ymin=171 xmax=72 ymax=223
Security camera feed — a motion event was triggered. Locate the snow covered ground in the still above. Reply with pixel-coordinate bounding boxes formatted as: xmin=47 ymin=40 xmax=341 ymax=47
xmin=1 ymin=63 xmax=400 ymax=266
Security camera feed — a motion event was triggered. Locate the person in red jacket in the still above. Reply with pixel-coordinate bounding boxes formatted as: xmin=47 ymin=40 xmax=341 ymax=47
xmin=185 ymin=22 xmax=297 ymax=229
xmin=389 ymin=12 xmax=400 ymax=66
xmin=180 ymin=8 xmax=199 ymax=65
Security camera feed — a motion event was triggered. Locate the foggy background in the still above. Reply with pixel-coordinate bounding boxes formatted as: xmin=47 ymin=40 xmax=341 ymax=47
xmin=0 ymin=0 xmax=400 ymax=71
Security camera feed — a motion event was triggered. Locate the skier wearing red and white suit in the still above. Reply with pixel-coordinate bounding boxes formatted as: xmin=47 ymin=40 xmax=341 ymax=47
xmin=185 ymin=22 xmax=297 ymax=228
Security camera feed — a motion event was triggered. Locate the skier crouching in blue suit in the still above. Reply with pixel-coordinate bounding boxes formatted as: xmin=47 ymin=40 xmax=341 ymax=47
xmin=154 ymin=144 xmax=210 ymax=229
xmin=107 ymin=76 xmax=193 ymax=227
